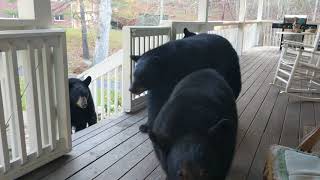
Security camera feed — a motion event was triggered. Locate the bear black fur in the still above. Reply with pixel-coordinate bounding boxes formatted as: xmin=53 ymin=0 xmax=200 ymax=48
xmin=149 ymin=69 xmax=238 ymax=180
xmin=69 ymin=76 xmax=97 ymax=132
xmin=130 ymin=32 xmax=241 ymax=133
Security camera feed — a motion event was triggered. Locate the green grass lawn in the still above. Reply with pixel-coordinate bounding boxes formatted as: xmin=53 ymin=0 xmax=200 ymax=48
xmin=65 ymin=28 xmax=122 ymax=56
xmin=51 ymin=25 xmax=123 ymax=74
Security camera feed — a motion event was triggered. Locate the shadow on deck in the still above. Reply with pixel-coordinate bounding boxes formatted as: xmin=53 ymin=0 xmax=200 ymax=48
xmin=20 ymin=47 xmax=320 ymax=180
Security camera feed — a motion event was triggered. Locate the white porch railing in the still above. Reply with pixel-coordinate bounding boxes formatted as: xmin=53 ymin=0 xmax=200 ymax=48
xmin=0 ymin=29 xmax=71 ymax=179
xmin=77 ymin=50 xmax=123 ymax=121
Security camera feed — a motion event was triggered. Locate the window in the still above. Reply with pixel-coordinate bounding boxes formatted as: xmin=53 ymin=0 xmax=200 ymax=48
xmin=0 ymin=0 xmax=52 ymax=28
xmin=54 ymin=14 xmax=65 ymax=21
xmin=245 ymin=0 xmax=258 ymax=20
xmin=208 ymin=0 xmax=239 ymax=21
xmin=263 ymin=0 xmax=319 ymax=21
xmin=0 ymin=0 xmax=19 ymax=18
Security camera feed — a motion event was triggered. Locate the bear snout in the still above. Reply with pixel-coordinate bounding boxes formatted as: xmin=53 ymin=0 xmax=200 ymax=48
xmin=76 ymin=96 xmax=88 ymax=109
xmin=129 ymin=84 xmax=146 ymax=95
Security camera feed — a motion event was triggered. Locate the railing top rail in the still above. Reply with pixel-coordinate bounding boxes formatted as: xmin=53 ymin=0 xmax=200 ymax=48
xmin=124 ymin=26 xmax=171 ymax=37
xmin=78 ymin=49 xmax=123 ymax=80
xmin=0 ymin=29 xmax=65 ymax=39
xmin=0 ymin=19 xmax=36 ymax=28
xmin=124 ymin=26 xmax=170 ymax=29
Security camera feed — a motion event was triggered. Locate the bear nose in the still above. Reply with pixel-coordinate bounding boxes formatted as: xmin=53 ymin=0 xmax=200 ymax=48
xmin=81 ymin=97 xmax=88 ymax=108
xmin=129 ymin=86 xmax=146 ymax=94
xmin=82 ymin=103 xmax=88 ymax=108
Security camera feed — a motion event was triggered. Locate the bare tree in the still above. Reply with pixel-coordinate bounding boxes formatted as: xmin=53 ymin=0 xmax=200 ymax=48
xmin=93 ymin=0 xmax=112 ymax=64
xmin=79 ymin=0 xmax=90 ymax=62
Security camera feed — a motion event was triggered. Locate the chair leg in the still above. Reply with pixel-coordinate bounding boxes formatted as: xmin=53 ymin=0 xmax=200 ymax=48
xmin=273 ymin=45 xmax=288 ymax=85
xmin=285 ymin=50 xmax=302 ymax=92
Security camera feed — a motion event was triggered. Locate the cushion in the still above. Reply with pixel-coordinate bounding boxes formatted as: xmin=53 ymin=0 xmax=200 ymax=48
xmin=264 ymin=145 xmax=320 ymax=180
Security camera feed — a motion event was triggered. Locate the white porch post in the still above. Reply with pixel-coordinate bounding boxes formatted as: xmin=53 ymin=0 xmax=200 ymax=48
xmin=122 ymin=27 xmax=132 ymax=113
xmin=17 ymin=0 xmax=52 ymax=28
xmin=255 ymin=0 xmax=264 ymax=46
xmin=198 ymin=0 xmax=209 ymax=22
xmin=237 ymin=0 xmax=246 ymax=55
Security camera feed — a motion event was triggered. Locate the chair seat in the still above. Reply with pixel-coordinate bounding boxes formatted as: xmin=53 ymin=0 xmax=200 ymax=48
xmin=264 ymin=145 xmax=320 ymax=180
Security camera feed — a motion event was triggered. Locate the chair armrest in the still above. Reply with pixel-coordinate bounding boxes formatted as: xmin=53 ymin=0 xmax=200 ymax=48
xmin=298 ymin=127 xmax=320 ymax=152
xmin=282 ymin=40 xmax=314 ymax=49
xmin=301 ymin=49 xmax=320 ymax=56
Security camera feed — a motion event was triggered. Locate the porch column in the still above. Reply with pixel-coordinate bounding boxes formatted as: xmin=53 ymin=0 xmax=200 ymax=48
xmin=255 ymin=0 xmax=264 ymax=46
xmin=237 ymin=0 xmax=246 ymax=55
xmin=198 ymin=0 xmax=209 ymax=22
xmin=17 ymin=0 xmax=52 ymax=28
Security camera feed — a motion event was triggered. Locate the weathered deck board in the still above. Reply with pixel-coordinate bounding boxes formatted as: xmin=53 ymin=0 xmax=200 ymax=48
xmin=20 ymin=47 xmax=320 ymax=180
xmin=247 ymin=92 xmax=289 ymax=179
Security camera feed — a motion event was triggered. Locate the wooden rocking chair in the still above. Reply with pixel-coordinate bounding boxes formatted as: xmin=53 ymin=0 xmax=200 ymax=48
xmin=264 ymin=127 xmax=320 ymax=180
xmin=271 ymin=29 xmax=320 ymax=101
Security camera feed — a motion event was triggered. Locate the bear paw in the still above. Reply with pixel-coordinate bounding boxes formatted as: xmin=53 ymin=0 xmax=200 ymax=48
xmin=139 ymin=124 xmax=150 ymax=133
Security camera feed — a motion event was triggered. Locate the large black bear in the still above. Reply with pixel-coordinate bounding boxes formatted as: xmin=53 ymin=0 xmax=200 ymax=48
xmin=69 ymin=76 xmax=97 ymax=132
xmin=130 ymin=30 xmax=241 ymax=133
xmin=149 ymin=69 xmax=238 ymax=180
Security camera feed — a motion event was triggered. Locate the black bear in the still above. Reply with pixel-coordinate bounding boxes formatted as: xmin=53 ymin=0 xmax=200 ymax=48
xmin=130 ymin=31 xmax=241 ymax=133
xmin=69 ymin=76 xmax=97 ymax=132
xmin=149 ymin=69 xmax=238 ymax=180
xmin=183 ymin=28 xmax=196 ymax=38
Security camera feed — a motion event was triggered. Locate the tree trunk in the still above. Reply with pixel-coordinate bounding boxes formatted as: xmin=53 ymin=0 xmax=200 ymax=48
xmin=93 ymin=0 xmax=112 ymax=64
xmin=79 ymin=0 xmax=90 ymax=61
xmin=313 ymin=0 xmax=319 ymax=22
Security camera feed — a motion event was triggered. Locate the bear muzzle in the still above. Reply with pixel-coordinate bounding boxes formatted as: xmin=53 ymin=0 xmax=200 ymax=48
xmin=76 ymin=96 xmax=88 ymax=109
xmin=129 ymin=85 xmax=147 ymax=95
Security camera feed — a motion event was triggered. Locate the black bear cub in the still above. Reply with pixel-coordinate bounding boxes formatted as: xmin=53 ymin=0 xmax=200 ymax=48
xmin=149 ymin=69 xmax=238 ymax=180
xmin=130 ymin=29 xmax=241 ymax=133
xmin=69 ymin=76 xmax=97 ymax=132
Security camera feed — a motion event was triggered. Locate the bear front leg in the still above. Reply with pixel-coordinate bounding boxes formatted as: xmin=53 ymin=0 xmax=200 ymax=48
xmin=87 ymin=96 xmax=97 ymax=126
xmin=88 ymin=111 xmax=97 ymax=126
xmin=75 ymin=122 xmax=87 ymax=132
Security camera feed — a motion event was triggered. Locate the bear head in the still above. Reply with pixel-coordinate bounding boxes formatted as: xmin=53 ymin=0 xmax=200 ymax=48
xmin=150 ymin=119 xmax=234 ymax=180
xmin=69 ymin=76 xmax=92 ymax=109
xmin=129 ymin=55 xmax=164 ymax=94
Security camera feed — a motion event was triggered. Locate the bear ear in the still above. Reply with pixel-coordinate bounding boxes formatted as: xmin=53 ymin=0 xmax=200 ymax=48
xmin=83 ymin=76 xmax=92 ymax=86
xmin=208 ymin=119 xmax=234 ymax=138
xmin=131 ymin=55 xmax=142 ymax=62
xmin=183 ymin=28 xmax=196 ymax=38
xmin=183 ymin=28 xmax=190 ymax=35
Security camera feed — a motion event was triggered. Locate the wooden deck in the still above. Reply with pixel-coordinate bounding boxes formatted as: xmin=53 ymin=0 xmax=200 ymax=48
xmin=19 ymin=47 xmax=320 ymax=180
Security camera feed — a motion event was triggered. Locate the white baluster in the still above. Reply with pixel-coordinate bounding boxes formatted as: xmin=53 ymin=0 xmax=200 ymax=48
xmin=53 ymin=35 xmax=72 ymax=149
xmin=42 ymin=42 xmax=57 ymax=150
xmin=6 ymin=45 xmax=27 ymax=163
xmin=114 ymin=68 xmax=119 ymax=114
xmin=35 ymin=48 xmax=49 ymax=147
xmin=0 ymin=84 xmax=10 ymax=172
xmin=23 ymin=43 xmax=42 ymax=156
xmin=100 ymin=75 xmax=105 ymax=120
xmin=107 ymin=73 xmax=111 ymax=116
